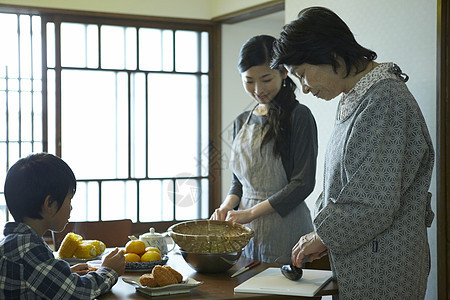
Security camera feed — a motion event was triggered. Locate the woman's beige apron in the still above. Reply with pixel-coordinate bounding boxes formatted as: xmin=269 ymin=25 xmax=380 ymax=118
xmin=230 ymin=109 xmax=313 ymax=263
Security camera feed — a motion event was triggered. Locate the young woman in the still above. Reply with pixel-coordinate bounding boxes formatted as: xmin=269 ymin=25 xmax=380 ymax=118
xmin=272 ymin=7 xmax=434 ymax=299
xmin=211 ymin=35 xmax=318 ymax=263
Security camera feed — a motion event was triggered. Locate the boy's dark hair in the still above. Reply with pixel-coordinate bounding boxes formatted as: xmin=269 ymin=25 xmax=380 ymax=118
xmin=4 ymin=153 xmax=76 ymax=222
xmin=272 ymin=6 xmax=377 ymax=77
xmin=238 ymin=35 xmax=298 ymax=157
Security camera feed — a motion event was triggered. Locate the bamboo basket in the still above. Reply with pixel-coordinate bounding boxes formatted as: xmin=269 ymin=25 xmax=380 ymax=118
xmin=167 ymin=220 xmax=254 ymax=253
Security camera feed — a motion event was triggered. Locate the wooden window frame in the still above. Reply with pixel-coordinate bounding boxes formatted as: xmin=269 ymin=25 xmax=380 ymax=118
xmin=0 ymin=4 xmax=222 ymax=236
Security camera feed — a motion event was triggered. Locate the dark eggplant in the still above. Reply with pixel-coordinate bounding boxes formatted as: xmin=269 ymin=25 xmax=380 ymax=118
xmin=281 ymin=264 xmax=303 ymax=281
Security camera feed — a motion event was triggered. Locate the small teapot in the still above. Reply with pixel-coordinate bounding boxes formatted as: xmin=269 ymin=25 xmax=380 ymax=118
xmin=138 ymin=228 xmax=175 ymax=256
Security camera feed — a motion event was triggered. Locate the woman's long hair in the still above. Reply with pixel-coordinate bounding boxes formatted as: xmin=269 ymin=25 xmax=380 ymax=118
xmin=238 ymin=35 xmax=298 ymax=157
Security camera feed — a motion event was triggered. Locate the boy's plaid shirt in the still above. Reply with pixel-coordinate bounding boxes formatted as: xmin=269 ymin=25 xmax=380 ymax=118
xmin=0 ymin=222 xmax=118 ymax=299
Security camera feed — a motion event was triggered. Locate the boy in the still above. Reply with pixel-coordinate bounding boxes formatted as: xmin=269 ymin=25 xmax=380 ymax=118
xmin=0 ymin=153 xmax=125 ymax=299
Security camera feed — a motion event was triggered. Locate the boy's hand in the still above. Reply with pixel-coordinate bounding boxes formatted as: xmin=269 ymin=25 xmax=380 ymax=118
xmin=71 ymin=263 xmax=89 ymax=275
xmin=101 ymin=248 xmax=125 ymax=276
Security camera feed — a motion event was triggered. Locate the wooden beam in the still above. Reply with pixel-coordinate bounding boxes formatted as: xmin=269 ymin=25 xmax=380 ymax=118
xmin=212 ymin=0 xmax=284 ymax=24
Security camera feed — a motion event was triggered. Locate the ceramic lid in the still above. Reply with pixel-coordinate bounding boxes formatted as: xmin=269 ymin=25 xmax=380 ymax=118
xmin=140 ymin=227 xmax=163 ymax=240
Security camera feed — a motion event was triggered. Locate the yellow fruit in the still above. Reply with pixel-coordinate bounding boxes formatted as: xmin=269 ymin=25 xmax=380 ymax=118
xmin=145 ymin=247 xmax=161 ymax=255
xmin=124 ymin=253 xmax=141 ymax=262
xmin=125 ymin=240 xmax=146 ymax=255
xmin=141 ymin=251 xmax=162 ymax=262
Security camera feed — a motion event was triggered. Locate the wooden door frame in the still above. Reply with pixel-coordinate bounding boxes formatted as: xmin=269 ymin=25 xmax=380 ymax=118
xmin=437 ymin=0 xmax=449 ymax=299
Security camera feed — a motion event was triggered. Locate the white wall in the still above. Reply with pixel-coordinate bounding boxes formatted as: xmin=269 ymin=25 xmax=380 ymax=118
xmin=222 ymin=1 xmax=438 ymax=299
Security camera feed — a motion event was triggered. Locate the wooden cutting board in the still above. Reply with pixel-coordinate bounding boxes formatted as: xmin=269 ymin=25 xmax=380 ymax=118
xmin=234 ymin=267 xmax=333 ymax=297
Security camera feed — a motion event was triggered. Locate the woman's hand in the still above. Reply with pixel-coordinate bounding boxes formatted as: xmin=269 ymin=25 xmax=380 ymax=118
xmin=210 ymin=207 xmax=230 ymax=221
xmin=225 ymin=209 xmax=253 ymax=224
xmin=70 ymin=263 xmax=89 ymax=275
xmin=225 ymin=200 xmax=275 ymax=224
xmin=292 ymin=231 xmax=328 ymax=268
xmin=210 ymin=194 xmax=241 ymax=221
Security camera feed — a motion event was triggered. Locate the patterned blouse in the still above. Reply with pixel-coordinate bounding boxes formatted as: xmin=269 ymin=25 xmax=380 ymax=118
xmin=314 ymin=63 xmax=434 ymax=299
xmin=338 ymin=62 xmax=409 ymax=120
xmin=0 ymin=222 xmax=118 ymax=299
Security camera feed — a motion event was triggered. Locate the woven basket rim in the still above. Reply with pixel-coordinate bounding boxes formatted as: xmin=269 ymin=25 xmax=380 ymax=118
xmin=167 ymin=220 xmax=254 ymax=253
xmin=167 ymin=220 xmax=254 ymax=238
xmin=179 ymin=248 xmax=243 ymax=254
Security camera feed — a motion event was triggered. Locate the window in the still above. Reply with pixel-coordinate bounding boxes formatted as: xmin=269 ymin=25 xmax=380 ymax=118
xmin=0 ymin=10 xmax=217 ymax=230
xmin=0 ymin=13 xmax=43 ymax=224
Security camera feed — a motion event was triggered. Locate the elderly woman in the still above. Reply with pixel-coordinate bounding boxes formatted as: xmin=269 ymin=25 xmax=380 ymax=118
xmin=272 ymin=6 xmax=434 ymax=300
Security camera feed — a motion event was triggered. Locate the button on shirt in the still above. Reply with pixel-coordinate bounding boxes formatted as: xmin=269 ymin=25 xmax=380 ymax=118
xmin=0 ymin=222 xmax=118 ymax=299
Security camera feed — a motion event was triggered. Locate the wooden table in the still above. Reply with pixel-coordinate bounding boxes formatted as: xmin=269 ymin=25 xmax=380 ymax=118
xmin=98 ymin=251 xmax=338 ymax=299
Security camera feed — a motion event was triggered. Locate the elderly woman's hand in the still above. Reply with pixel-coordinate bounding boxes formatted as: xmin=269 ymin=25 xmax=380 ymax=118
xmin=292 ymin=231 xmax=328 ymax=268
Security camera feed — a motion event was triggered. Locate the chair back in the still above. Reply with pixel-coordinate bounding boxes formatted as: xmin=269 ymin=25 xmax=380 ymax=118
xmin=52 ymin=219 xmax=133 ymax=251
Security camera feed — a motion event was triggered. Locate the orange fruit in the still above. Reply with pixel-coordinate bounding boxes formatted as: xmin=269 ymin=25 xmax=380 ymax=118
xmin=125 ymin=240 xmax=146 ymax=255
xmin=124 ymin=253 xmax=141 ymax=262
xmin=145 ymin=247 xmax=161 ymax=255
xmin=141 ymin=251 xmax=162 ymax=262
